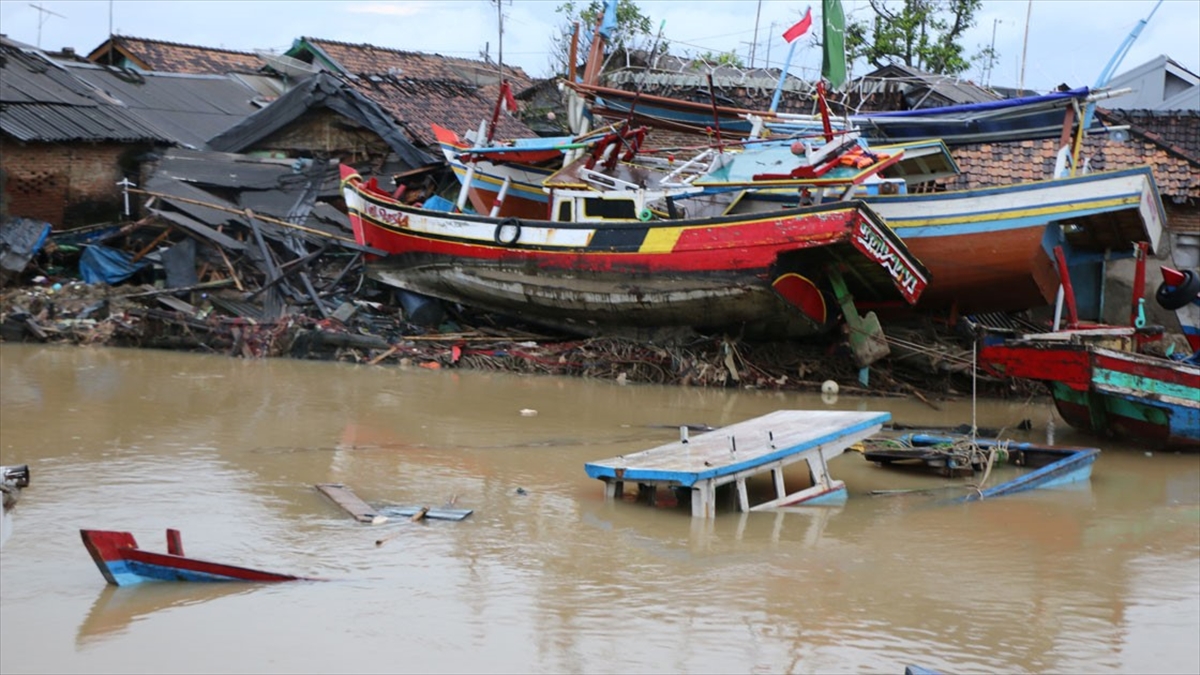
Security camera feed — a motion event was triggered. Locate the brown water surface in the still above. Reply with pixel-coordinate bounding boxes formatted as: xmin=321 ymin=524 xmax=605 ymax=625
xmin=1 ymin=344 xmax=1197 ymax=674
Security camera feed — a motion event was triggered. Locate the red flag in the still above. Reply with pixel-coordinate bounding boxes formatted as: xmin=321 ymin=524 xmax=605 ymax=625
xmin=501 ymin=81 xmax=519 ymax=114
xmin=782 ymin=6 xmax=813 ymax=43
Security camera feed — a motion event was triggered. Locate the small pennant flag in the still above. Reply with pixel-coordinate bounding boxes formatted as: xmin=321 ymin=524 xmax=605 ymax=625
xmin=783 ymin=6 xmax=813 ymax=43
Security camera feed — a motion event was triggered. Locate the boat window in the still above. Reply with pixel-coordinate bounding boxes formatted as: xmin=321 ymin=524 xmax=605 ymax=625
xmin=583 ymin=198 xmax=638 ymax=220
xmin=557 ymin=201 xmax=572 ymax=222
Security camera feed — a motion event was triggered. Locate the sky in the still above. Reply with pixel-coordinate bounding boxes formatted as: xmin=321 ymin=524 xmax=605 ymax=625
xmin=0 ymin=0 xmax=1197 ymax=94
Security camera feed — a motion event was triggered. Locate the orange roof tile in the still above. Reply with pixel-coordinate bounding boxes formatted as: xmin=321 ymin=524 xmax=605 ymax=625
xmin=346 ymin=76 xmax=536 ymax=148
xmin=89 ymin=36 xmax=263 ymax=75
xmin=942 ymin=136 xmax=1199 ymax=199
xmin=302 ymin=38 xmax=532 ymax=91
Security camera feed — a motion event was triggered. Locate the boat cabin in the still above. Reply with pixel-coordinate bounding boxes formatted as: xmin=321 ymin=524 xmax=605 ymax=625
xmin=547 ymin=187 xmax=703 ymax=223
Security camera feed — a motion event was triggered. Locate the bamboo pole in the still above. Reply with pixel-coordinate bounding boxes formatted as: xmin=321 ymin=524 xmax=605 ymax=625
xmin=127 ymin=188 xmax=358 ymax=244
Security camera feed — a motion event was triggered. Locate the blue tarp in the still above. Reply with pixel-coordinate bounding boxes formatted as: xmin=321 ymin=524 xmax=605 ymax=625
xmin=858 ymin=87 xmax=1091 ymax=118
xmin=79 ymin=245 xmax=149 ymax=285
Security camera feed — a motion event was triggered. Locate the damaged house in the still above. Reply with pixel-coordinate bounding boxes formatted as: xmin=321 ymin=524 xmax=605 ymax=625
xmin=0 ymin=36 xmax=272 ymax=228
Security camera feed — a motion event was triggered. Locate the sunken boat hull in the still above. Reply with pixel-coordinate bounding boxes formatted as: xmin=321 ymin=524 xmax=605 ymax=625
xmin=81 ymin=529 xmax=311 ymax=586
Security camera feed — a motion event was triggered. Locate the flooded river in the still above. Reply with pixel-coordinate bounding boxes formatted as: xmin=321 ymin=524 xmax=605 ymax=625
xmin=1 ymin=343 xmax=1197 ymax=674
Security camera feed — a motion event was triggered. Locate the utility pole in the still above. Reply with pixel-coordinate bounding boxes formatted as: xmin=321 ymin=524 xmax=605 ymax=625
xmin=1018 ymin=0 xmax=1032 ymax=95
xmin=491 ymin=0 xmax=512 ymax=81
xmin=765 ymin=21 xmax=776 ymax=69
xmin=984 ymin=18 xmax=1000 ymax=87
xmin=28 ymin=3 xmax=65 ymax=49
xmin=750 ymin=0 xmax=763 ymax=68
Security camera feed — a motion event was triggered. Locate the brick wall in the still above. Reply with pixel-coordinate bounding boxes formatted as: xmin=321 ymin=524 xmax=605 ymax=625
xmin=0 ymin=138 xmax=146 ymax=228
xmin=251 ymin=109 xmax=394 ymax=168
xmin=1166 ymin=201 xmax=1200 ymax=234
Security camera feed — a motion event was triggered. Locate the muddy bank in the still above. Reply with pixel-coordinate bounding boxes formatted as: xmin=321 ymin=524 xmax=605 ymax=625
xmin=0 ymin=274 xmax=1037 ymax=406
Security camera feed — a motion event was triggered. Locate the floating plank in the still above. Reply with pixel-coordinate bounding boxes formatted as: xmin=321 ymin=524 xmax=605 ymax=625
xmin=585 ymin=410 xmax=891 ymax=518
xmin=376 ymin=505 xmax=474 ymax=522
xmin=314 ymin=483 xmax=388 ymax=524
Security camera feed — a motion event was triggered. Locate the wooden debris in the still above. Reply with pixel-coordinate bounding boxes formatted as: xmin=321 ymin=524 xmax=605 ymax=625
xmin=314 ymin=483 xmax=388 ymax=524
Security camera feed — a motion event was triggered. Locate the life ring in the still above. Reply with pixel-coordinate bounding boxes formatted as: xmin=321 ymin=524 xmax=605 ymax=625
xmin=1156 ymin=269 xmax=1200 ymax=310
xmin=494 ymin=217 xmax=522 ymax=245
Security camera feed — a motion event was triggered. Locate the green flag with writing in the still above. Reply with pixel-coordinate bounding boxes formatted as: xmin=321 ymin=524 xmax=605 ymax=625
xmin=821 ymin=0 xmax=847 ymax=89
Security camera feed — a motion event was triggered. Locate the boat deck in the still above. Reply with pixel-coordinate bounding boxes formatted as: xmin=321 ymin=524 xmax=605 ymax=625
xmin=585 ymin=410 xmax=890 ymax=517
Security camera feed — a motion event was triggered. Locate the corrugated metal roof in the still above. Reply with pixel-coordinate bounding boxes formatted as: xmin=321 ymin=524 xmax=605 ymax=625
xmin=0 ymin=101 xmax=168 ymax=143
xmin=0 ymin=40 xmax=170 ymax=143
xmin=61 ymin=62 xmax=264 ymax=147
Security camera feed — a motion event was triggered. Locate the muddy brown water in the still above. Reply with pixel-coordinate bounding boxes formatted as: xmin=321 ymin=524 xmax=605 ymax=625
xmin=1 ymin=343 xmax=1197 ymax=674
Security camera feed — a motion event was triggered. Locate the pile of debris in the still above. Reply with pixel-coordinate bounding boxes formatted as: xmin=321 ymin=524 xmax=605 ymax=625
xmin=0 ymin=270 xmax=1028 ymax=403
xmin=0 ymin=149 xmax=1030 ymax=401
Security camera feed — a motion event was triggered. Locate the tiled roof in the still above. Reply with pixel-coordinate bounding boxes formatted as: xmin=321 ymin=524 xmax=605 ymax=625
xmin=346 ymin=75 xmax=536 ymax=148
xmin=940 ymin=135 xmax=1200 ymax=199
xmin=87 ymin=36 xmax=263 ymax=75
xmin=1100 ymin=109 xmax=1200 ymax=163
xmin=300 ymin=38 xmax=532 ymax=90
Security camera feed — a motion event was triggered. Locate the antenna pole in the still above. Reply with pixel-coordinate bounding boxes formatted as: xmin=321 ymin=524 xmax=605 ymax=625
xmin=1018 ymin=0 xmax=1032 ymax=95
xmin=750 ymin=0 xmax=763 ymax=68
xmin=28 ymin=3 xmax=66 ymax=49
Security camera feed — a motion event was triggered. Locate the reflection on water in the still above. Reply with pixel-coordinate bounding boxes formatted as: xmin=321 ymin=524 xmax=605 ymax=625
xmin=77 ymin=583 xmax=257 ymax=647
xmin=0 ymin=344 xmax=1197 ymax=675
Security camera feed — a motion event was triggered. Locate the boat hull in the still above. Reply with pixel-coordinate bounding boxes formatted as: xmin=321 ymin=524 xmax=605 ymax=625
xmin=979 ymin=338 xmax=1200 ymax=450
xmin=341 ymin=165 xmax=929 ymax=339
xmin=81 ymin=529 xmax=308 ymax=586
xmin=436 ymin=150 xmax=1164 ymax=317
xmin=754 ymin=166 xmax=1166 ymax=315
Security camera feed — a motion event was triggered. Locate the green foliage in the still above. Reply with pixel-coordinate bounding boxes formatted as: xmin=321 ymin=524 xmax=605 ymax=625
xmin=846 ymin=0 xmax=986 ymax=75
xmin=556 ymin=0 xmax=654 ymax=39
xmin=695 ymin=50 xmax=745 ymax=68
xmin=550 ymin=0 xmax=660 ymax=76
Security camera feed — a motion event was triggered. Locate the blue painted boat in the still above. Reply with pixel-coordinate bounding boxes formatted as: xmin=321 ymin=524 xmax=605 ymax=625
xmin=904 ymin=434 xmax=1099 ymax=500
xmin=566 ymin=79 xmax=1101 ymax=146
xmin=865 ymin=434 xmax=1100 ymax=499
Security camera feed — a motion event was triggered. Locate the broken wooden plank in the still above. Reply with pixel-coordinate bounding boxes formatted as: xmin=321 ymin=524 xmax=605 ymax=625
xmin=314 ymin=483 xmax=388 ymax=524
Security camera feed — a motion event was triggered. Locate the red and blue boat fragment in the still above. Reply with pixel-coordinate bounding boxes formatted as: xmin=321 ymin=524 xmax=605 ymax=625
xmin=81 ymin=529 xmax=313 ymax=586
xmin=979 ymin=328 xmax=1200 ymax=450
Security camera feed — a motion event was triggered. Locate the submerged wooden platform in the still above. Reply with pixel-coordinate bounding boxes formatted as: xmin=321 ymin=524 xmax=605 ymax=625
xmin=584 ymin=410 xmax=891 ymax=518
xmin=315 ymin=483 xmax=474 ymax=523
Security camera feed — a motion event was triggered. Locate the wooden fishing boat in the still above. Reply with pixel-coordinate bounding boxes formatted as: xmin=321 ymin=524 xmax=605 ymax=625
xmin=864 ymin=434 xmax=1101 ymax=500
xmin=81 ymin=529 xmax=313 ymax=586
xmin=438 ymin=127 xmax=1164 ymax=317
xmin=564 ymin=78 xmax=1107 ymax=145
xmin=340 ymin=163 xmax=929 ymax=354
xmin=738 ymin=165 xmax=1166 ymax=315
xmin=978 ymin=327 xmax=1200 ymax=450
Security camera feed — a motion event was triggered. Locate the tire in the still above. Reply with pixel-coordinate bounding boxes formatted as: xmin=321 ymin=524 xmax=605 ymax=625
xmin=494 ymin=218 xmax=522 ymax=246
xmin=1156 ymin=269 xmax=1200 ymax=310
